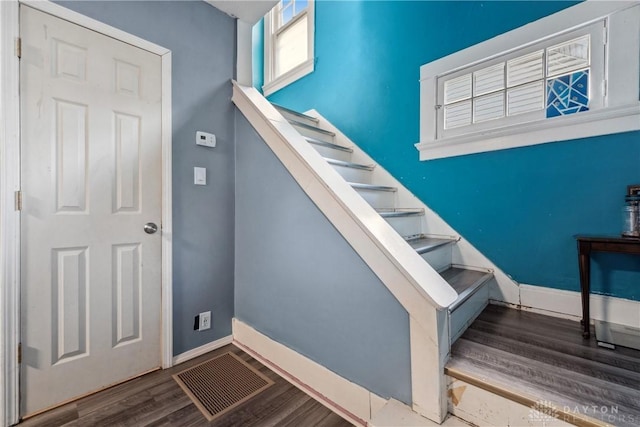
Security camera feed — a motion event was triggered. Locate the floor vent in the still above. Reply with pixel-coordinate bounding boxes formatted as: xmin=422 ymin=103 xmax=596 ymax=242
xmin=173 ymin=351 xmax=274 ymax=421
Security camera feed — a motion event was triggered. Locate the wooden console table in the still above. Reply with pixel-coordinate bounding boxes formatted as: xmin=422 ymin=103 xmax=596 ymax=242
xmin=576 ymin=236 xmax=640 ymax=339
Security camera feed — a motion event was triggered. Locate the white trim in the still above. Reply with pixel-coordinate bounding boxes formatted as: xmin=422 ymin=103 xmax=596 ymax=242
xmin=172 ymin=335 xmax=233 ymax=366
xmin=518 ymin=285 xmax=640 ymax=329
xmin=0 ymin=1 xmax=21 ymax=425
xmin=262 ymin=0 xmax=315 ymax=96
xmin=263 ymin=58 xmax=314 ymax=97
xmin=232 ymin=318 xmax=387 ymax=427
xmin=20 ymin=0 xmax=170 ymax=56
xmin=417 ymin=104 xmax=640 ymax=161
xmin=160 ymin=53 xmax=173 ymax=369
xmin=417 ymin=1 xmax=640 ymax=160
xmin=1 ymin=2 xmax=173 ymax=421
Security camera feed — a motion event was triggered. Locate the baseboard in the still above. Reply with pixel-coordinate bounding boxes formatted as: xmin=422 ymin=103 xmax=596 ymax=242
xmin=232 ymin=318 xmax=386 ymax=427
xmin=172 ymin=335 xmax=233 ymax=366
xmin=518 ymin=285 xmax=640 ymax=329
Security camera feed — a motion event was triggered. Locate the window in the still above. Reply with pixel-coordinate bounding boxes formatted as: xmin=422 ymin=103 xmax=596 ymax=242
xmin=263 ymin=0 xmax=314 ymax=96
xmin=417 ymin=2 xmax=640 ymax=161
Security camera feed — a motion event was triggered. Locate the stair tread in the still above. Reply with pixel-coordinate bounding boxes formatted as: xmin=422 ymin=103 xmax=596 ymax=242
xmin=306 ymin=137 xmax=353 ymax=153
xmin=272 ymin=103 xmax=319 ymax=123
xmin=405 ymin=236 xmax=456 ymax=254
xmin=440 ymin=267 xmax=491 ymax=294
xmin=441 ymin=267 xmax=492 ymax=312
xmin=325 ymin=158 xmax=374 ymax=171
xmin=376 ymin=208 xmax=424 ymax=217
xmin=288 ymin=119 xmax=336 ymax=136
xmin=446 ymin=356 xmax=640 ymax=427
xmin=349 ymin=182 xmax=397 ymax=192
xmin=446 ymin=305 xmax=640 ymax=427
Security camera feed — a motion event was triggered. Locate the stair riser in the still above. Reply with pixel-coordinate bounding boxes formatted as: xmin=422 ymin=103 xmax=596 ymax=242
xmin=291 ymin=123 xmax=335 ymax=144
xmin=383 ymin=215 xmax=423 ymax=236
xmin=278 ymin=110 xmax=318 ymax=127
xmin=331 ymin=165 xmax=372 ymax=184
xmin=355 ymin=188 xmax=396 ymax=209
xmin=450 ymin=284 xmax=489 ymax=343
xmin=311 ymin=144 xmax=352 ymax=162
xmin=420 ymin=245 xmax=452 ymax=272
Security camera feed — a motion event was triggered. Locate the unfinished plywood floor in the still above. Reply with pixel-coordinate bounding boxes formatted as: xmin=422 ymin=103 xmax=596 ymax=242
xmin=19 ymin=344 xmax=354 ymax=427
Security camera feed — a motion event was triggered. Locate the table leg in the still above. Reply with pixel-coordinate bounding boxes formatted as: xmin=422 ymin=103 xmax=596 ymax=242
xmin=578 ymin=242 xmax=591 ymax=339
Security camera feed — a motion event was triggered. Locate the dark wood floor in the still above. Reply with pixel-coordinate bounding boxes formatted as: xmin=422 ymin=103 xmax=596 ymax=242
xmin=19 ymin=344 xmax=354 ymax=427
xmin=448 ymin=304 xmax=640 ymax=427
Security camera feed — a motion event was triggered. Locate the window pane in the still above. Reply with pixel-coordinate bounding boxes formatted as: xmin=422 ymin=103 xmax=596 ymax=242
xmin=275 ymin=15 xmax=308 ymax=77
xmin=507 ymin=81 xmax=544 ymax=116
xmin=546 ymin=69 xmax=589 ymax=117
xmin=444 ymin=101 xmax=472 ymax=129
xmin=473 ymin=92 xmax=504 ymax=123
xmin=295 ymin=0 xmax=308 ymax=15
xmin=547 ymin=35 xmax=590 ymax=77
xmin=281 ymin=4 xmax=293 ymax=25
xmin=473 ymin=63 xmax=504 ymax=96
xmin=507 ymin=50 xmax=543 ymax=87
xmin=444 ymin=74 xmax=471 ymax=104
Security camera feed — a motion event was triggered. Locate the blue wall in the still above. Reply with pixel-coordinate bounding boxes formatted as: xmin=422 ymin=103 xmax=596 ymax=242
xmin=261 ymin=1 xmax=640 ymax=301
xmin=56 ymin=1 xmax=237 ymax=354
xmin=234 ymin=113 xmax=412 ymax=404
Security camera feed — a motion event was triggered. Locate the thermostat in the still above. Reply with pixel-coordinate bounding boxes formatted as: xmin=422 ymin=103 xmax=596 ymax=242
xmin=196 ymin=131 xmax=216 ymax=148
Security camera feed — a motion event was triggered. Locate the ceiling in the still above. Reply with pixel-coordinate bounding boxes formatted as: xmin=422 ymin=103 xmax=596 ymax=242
xmin=205 ymin=0 xmax=278 ymax=24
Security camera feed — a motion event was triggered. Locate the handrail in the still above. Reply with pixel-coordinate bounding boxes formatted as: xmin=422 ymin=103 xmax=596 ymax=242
xmin=232 ymin=81 xmax=458 ymax=317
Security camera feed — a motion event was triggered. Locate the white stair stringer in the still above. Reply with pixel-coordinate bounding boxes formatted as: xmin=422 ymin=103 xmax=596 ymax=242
xmin=307 ymin=109 xmax=521 ymax=307
xmin=233 ymin=82 xmax=456 ymax=423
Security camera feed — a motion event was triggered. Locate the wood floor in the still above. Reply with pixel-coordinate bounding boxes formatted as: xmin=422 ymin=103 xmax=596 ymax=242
xmin=19 ymin=344 xmax=354 ymax=427
xmin=448 ymin=304 xmax=640 ymax=427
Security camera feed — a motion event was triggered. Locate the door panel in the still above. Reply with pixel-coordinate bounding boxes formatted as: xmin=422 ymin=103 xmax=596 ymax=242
xmin=20 ymin=5 xmax=163 ymax=416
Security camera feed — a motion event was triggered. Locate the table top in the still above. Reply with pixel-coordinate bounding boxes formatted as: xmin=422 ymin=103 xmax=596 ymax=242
xmin=576 ymin=235 xmax=640 ymax=244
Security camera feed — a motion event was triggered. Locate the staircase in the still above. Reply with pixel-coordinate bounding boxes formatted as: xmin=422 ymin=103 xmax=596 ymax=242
xmin=273 ymin=103 xmax=494 ymax=343
xmin=233 ymin=86 xmax=640 ymax=426
xmin=233 ymin=81 xmax=520 ymax=423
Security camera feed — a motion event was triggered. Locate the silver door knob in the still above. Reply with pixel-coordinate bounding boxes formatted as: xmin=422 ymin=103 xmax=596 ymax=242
xmin=144 ymin=222 xmax=158 ymax=234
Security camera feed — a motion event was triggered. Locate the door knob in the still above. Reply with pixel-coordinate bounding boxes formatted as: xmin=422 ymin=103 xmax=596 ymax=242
xmin=144 ymin=222 xmax=158 ymax=234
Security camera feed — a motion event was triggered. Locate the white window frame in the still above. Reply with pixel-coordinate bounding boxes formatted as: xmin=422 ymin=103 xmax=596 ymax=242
xmin=416 ymin=1 xmax=640 ymax=161
xmin=263 ymin=0 xmax=314 ymax=97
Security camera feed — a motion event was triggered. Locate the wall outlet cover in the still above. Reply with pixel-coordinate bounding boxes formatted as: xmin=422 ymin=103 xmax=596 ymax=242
xmin=198 ymin=311 xmax=211 ymax=331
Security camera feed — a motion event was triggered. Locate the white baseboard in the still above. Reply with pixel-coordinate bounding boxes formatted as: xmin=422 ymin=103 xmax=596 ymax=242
xmin=232 ymin=318 xmax=387 ymax=427
xmin=172 ymin=335 xmax=233 ymax=366
xmin=518 ymin=285 xmax=640 ymax=329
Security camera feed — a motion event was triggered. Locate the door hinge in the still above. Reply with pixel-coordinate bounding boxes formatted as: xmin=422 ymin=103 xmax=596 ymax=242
xmin=15 ymin=37 xmax=21 ymax=58
xmin=18 ymin=343 xmax=22 ymax=364
xmin=15 ymin=191 xmax=22 ymax=211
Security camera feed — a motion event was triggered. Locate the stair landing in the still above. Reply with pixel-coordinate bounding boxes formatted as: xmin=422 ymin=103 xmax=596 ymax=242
xmin=447 ymin=304 xmax=640 ymax=427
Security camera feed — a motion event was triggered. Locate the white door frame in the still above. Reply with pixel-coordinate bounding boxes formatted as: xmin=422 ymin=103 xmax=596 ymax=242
xmin=0 ymin=1 xmax=173 ymax=424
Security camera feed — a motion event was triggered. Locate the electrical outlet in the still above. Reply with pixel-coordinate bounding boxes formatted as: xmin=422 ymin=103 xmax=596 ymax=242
xmin=198 ymin=311 xmax=211 ymax=331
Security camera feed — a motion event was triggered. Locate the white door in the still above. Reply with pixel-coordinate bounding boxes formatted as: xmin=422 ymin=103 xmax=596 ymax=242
xmin=20 ymin=6 xmax=163 ymax=416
